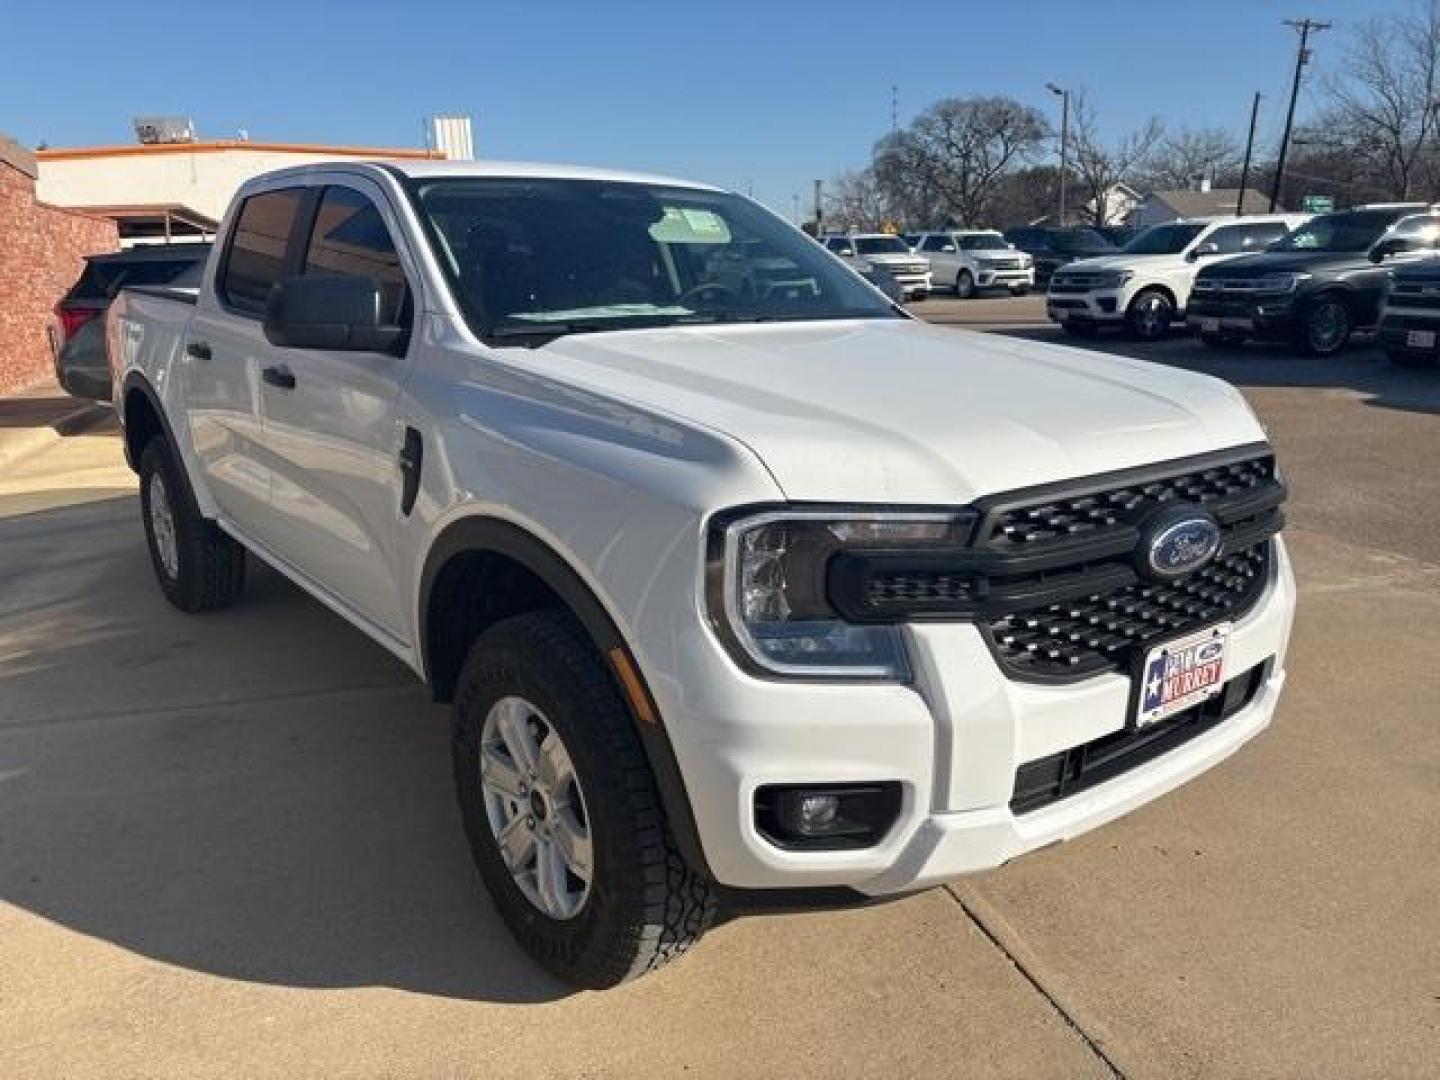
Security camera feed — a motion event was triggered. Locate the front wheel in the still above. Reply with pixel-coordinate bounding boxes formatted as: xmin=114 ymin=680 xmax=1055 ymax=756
xmin=1297 ymin=296 xmax=1353 ymax=357
xmin=138 ymin=439 xmax=246 ymax=613
xmin=452 ymin=610 xmax=715 ymax=987
xmin=955 ymin=270 xmax=976 ymax=299
xmin=1126 ymin=289 xmax=1175 ymax=341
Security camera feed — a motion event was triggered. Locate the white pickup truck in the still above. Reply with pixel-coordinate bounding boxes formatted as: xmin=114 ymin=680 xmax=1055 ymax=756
xmin=108 ymin=160 xmax=1296 ymax=988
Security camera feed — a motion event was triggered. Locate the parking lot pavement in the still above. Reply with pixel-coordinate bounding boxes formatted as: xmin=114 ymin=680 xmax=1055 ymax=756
xmin=2 ymin=325 xmax=1438 ymax=1078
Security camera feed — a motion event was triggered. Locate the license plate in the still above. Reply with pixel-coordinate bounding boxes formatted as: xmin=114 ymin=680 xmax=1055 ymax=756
xmin=1201 ymin=317 xmax=1220 ymax=334
xmin=1406 ymin=329 xmax=1435 ymax=348
xmin=1134 ymin=624 xmax=1231 ymax=729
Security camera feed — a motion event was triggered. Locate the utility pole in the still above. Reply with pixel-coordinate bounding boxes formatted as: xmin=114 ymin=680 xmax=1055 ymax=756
xmin=1270 ymin=18 xmax=1330 ymax=212
xmin=792 ymin=192 xmax=800 ymax=224
xmin=814 ymin=179 xmax=823 ymax=235
xmin=1238 ymin=92 xmax=1262 ymax=216
xmin=1046 ymin=83 xmax=1069 ymax=226
xmin=891 ymin=85 xmax=899 ymax=132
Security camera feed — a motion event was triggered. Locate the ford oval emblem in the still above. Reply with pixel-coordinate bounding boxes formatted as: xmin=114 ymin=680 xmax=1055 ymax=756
xmin=1140 ymin=507 xmax=1223 ymax=580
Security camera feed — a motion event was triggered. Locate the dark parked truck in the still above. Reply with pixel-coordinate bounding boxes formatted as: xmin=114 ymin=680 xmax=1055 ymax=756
xmin=108 ymin=159 xmax=1296 ymax=987
xmin=1186 ymin=205 xmax=1440 ymax=356
xmin=1378 ymin=259 xmax=1440 ymax=368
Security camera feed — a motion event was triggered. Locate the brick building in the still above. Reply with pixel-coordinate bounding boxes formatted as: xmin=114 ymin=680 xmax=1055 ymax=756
xmin=0 ymin=137 xmax=118 ymax=395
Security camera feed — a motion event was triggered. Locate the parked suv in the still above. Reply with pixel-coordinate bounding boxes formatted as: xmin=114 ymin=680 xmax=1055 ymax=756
xmin=109 ymin=161 xmax=1294 ymax=987
xmin=911 ymin=231 xmax=1034 ymax=297
xmin=1003 ymin=226 xmax=1117 ymax=285
xmin=1046 ymin=215 xmax=1307 ymax=341
xmin=823 ymin=233 xmax=932 ymax=299
xmin=1187 ymin=205 xmax=1440 ymax=355
xmin=52 ymin=244 xmax=211 ymax=401
xmin=1377 ymin=259 xmax=1440 ymax=368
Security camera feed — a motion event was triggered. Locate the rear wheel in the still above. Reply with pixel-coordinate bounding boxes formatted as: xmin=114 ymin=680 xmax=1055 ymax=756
xmin=1126 ymin=288 xmax=1175 ymax=341
xmin=1297 ymin=295 xmax=1353 ymax=357
xmin=955 ymin=270 xmax=975 ymax=299
xmin=452 ymin=610 xmax=715 ymax=987
xmin=138 ymin=439 xmax=246 ymax=613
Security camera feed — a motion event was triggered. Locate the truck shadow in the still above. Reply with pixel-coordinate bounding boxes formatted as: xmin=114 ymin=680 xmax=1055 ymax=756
xmin=992 ymin=327 xmax=1440 ymax=417
xmin=0 ymin=493 xmax=571 ymax=1004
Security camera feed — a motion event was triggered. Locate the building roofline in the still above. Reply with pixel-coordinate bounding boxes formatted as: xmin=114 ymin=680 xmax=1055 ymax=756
xmin=35 ymin=140 xmax=445 ymax=162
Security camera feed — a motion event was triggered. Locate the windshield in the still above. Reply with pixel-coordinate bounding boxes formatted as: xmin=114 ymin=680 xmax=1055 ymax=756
xmin=412 ymin=179 xmax=899 ymax=339
xmin=1269 ymin=211 xmax=1399 ymax=253
xmin=1053 ymin=229 xmax=1116 ymax=253
xmin=957 ymin=233 xmax=1008 ymax=251
xmin=854 ymin=236 xmax=911 ymax=255
xmin=1122 ymin=222 xmax=1208 ymax=255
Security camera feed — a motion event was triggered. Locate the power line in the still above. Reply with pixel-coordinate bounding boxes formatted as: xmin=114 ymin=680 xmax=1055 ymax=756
xmin=1270 ymin=17 xmax=1331 ymax=211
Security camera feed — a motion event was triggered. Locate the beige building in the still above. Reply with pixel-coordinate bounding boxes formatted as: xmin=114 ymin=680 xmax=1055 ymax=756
xmin=35 ymin=140 xmax=445 ymax=244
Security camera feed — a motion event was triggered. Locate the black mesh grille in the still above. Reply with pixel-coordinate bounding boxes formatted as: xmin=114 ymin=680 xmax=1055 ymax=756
xmin=986 ymin=542 xmax=1270 ymax=679
xmin=982 ymin=456 xmax=1276 ymax=548
xmin=864 ymin=571 xmax=980 ymax=607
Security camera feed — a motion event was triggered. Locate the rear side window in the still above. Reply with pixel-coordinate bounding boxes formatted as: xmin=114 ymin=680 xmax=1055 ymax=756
xmin=302 ymin=186 xmax=409 ymax=325
xmin=1206 ymin=222 xmax=1289 ymax=254
xmin=221 ymin=189 xmax=305 ymax=312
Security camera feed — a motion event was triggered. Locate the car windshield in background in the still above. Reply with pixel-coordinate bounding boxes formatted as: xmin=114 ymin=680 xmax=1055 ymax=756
xmin=854 ymin=236 xmax=911 ymax=255
xmin=413 ymin=179 xmax=899 ymax=339
xmin=958 ymin=233 xmax=1008 ymax=250
xmin=1269 ymin=211 xmax=1398 ymax=253
xmin=1053 ymin=229 xmax=1116 ymax=252
xmin=1122 ymin=222 xmax=1208 ymax=255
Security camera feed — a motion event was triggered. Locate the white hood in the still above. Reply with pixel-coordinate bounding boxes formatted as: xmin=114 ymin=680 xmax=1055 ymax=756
xmin=1060 ymin=254 xmax=1176 ymax=273
xmin=519 ymin=319 xmax=1265 ymax=503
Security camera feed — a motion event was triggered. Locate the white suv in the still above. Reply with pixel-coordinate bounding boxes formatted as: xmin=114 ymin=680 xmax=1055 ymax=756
xmin=824 ymin=233 xmax=932 ymax=299
xmin=1047 ymin=214 xmax=1309 ymax=340
xmin=912 ymin=230 xmax=1035 ymax=297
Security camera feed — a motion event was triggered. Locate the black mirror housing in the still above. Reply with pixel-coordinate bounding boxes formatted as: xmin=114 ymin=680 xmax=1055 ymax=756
xmin=263 ymin=274 xmax=406 ymax=353
xmin=1370 ymin=238 xmax=1415 ymax=263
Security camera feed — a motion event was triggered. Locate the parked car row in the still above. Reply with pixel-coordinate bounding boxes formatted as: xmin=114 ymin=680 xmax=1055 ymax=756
xmin=1042 ymin=203 xmax=1440 ymax=366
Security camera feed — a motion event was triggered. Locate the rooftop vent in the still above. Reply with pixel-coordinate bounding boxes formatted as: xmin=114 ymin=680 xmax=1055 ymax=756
xmin=133 ymin=117 xmax=198 ymax=145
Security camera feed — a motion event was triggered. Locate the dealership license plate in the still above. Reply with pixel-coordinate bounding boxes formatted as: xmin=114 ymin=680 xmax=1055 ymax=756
xmin=1406 ymin=329 xmax=1436 ymax=349
xmin=1201 ymin=317 xmax=1221 ymax=334
xmin=1134 ymin=624 xmax=1231 ymax=729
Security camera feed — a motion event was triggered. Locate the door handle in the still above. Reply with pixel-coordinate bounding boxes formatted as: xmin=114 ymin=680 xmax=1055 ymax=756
xmin=261 ymin=365 xmax=297 ymax=390
xmin=185 ymin=341 xmax=212 ymax=361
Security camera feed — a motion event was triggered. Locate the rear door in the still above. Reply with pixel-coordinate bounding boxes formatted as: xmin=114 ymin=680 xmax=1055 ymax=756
xmin=188 ymin=186 xmax=308 ymax=536
xmin=255 ymin=179 xmax=417 ymax=639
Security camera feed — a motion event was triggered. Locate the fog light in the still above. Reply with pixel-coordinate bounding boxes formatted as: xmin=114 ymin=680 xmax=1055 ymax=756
xmin=755 ymin=783 xmax=903 ymax=850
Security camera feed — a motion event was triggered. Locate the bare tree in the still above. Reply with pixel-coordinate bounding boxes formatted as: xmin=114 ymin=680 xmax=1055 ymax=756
xmin=872 ymin=97 xmax=1048 ymax=227
xmin=1319 ymin=0 xmax=1440 ymax=199
xmin=1068 ymin=92 xmax=1164 ymax=225
xmin=824 ymin=168 xmax=892 ymax=231
xmin=1141 ymin=127 xmax=1242 ymax=191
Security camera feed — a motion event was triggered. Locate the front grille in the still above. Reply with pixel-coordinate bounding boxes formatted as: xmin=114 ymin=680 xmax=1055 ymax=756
xmin=985 ymin=259 xmax=1022 ymax=271
xmin=987 ymin=542 xmax=1270 ymax=679
xmin=1009 ymin=661 xmax=1270 ymax=814
xmin=980 ymin=455 xmax=1276 ymax=548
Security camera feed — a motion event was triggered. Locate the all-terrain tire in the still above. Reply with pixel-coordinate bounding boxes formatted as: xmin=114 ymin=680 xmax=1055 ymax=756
xmin=451 ymin=609 xmax=715 ymax=987
xmin=138 ymin=438 xmax=246 ymax=613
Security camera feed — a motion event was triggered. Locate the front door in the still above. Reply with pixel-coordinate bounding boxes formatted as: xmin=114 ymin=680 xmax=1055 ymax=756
xmin=256 ymin=180 xmax=417 ymax=640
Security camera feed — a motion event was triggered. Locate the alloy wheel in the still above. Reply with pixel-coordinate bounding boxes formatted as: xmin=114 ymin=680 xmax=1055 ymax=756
xmin=1308 ymin=300 xmax=1351 ymax=354
xmin=147 ymin=472 xmax=180 ymax=579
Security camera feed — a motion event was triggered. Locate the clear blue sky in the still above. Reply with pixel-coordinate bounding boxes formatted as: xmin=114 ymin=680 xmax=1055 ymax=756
xmin=2 ymin=0 xmax=1380 ymax=217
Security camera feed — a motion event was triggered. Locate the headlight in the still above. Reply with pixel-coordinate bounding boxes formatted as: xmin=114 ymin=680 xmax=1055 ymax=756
xmin=1259 ymin=272 xmax=1309 ymax=293
xmin=708 ymin=509 xmax=977 ymax=680
xmin=1096 ymin=270 xmax=1134 ymax=288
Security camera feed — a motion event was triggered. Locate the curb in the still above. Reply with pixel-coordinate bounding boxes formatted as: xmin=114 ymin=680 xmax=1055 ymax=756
xmin=0 ymin=401 xmax=112 ymax=472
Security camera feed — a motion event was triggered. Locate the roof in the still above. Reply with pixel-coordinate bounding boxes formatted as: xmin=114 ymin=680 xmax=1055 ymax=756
xmin=1147 ymin=189 xmax=1281 ymax=217
xmin=384 ymin=159 xmax=721 ymax=190
xmin=35 ymin=139 xmax=445 ymax=162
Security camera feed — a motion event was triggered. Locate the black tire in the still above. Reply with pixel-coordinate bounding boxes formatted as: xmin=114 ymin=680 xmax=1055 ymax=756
xmin=1296 ymin=294 xmax=1353 ymax=357
xmin=1126 ymin=288 xmax=1175 ymax=341
xmin=1200 ymin=332 xmax=1244 ymax=349
xmin=451 ymin=610 xmax=715 ymax=988
xmin=1387 ymin=348 xmax=1438 ymax=369
xmin=955 ymin=270 xmax=976 ymax=299
xmin=1061 ymin=320 xmax=1099 ymax=338
xmin=138 ymin=438 xmax=246 ymax=613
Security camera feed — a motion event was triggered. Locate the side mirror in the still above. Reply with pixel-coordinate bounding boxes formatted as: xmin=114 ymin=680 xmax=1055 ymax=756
xmin=1188 ymin=242 xmax=1221 ymax=262
xmin=1369 ymin=237 xmax=1420 ymax=263
xmin=263 ymin=274 xmax=406 ymax=353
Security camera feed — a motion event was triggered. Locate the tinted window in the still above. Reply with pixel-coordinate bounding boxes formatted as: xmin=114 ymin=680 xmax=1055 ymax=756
xmin=1052 ymin=229 xmax=1117 ymax=253
xmin=69 ymin=249 xmax=210 ymax=302
xmin=1387 ymin=214 xmax=1440 ymax=244
xmin=825 ymin=238 xmax=855 ymax=255
xmin=957 ymin=233 xmax=1007 ymax=250
xmin=303 ymin=186 xmax=409 ymax=325
xmin=1272 ymin=210 xmax=1405 ymax=253
xmin=922 ymin=235 xmax=954 ymax=252
xmin=1122 ymin=222 xmax=1207 ymax=255
xmin=1205 ymin=222 xmax=1289 ymax=254
xmin=221 ymin=189 xmax=304 ymax=312
xmin=855 ymin=236 xmax=910 ymax=255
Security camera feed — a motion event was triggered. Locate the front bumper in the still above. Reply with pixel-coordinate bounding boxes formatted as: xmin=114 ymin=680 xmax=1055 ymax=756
xmin=1047 ymin=289 xmax=1126 ymax=325
xmin=977 ymin=266 xmax=1034 ymax=289
xmin=651 ymin=537 xmax=1296 ymax=894
xmin=1378 ymin=309 xmax=1440 ymax=355
xmin=895 ymin=272 xmax=932 ymax=298
xmin=1186 ymin=295 xmax=1299 ymax=341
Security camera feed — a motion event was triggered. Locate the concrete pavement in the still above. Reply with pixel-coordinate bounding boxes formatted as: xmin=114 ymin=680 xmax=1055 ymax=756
xmin=1 ymin=323 xmax=1437 ymax=1077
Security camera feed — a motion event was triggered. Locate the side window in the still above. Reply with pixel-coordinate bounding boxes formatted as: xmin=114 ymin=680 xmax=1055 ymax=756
xmin=921 ymin=235 xmax=948 ymax=252
xmin=303 ymin=186 xmax=410 ymax=325
xmin=1387 ymin=214 xmax=1440 ymax=248
xmin=826 ymin=238 xmax=855 ymax=256
xmin=1206 ymin=223 xmax=1288 ymax=254
xmin=221 ymin=189 xmax=305 ymax=313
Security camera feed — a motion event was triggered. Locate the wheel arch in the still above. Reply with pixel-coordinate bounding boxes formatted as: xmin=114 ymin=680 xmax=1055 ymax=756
xmin=418 ymin=514 xmax=713 ymax=879
xmin=1126 ymin=282 xmax=1178 ymax=313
